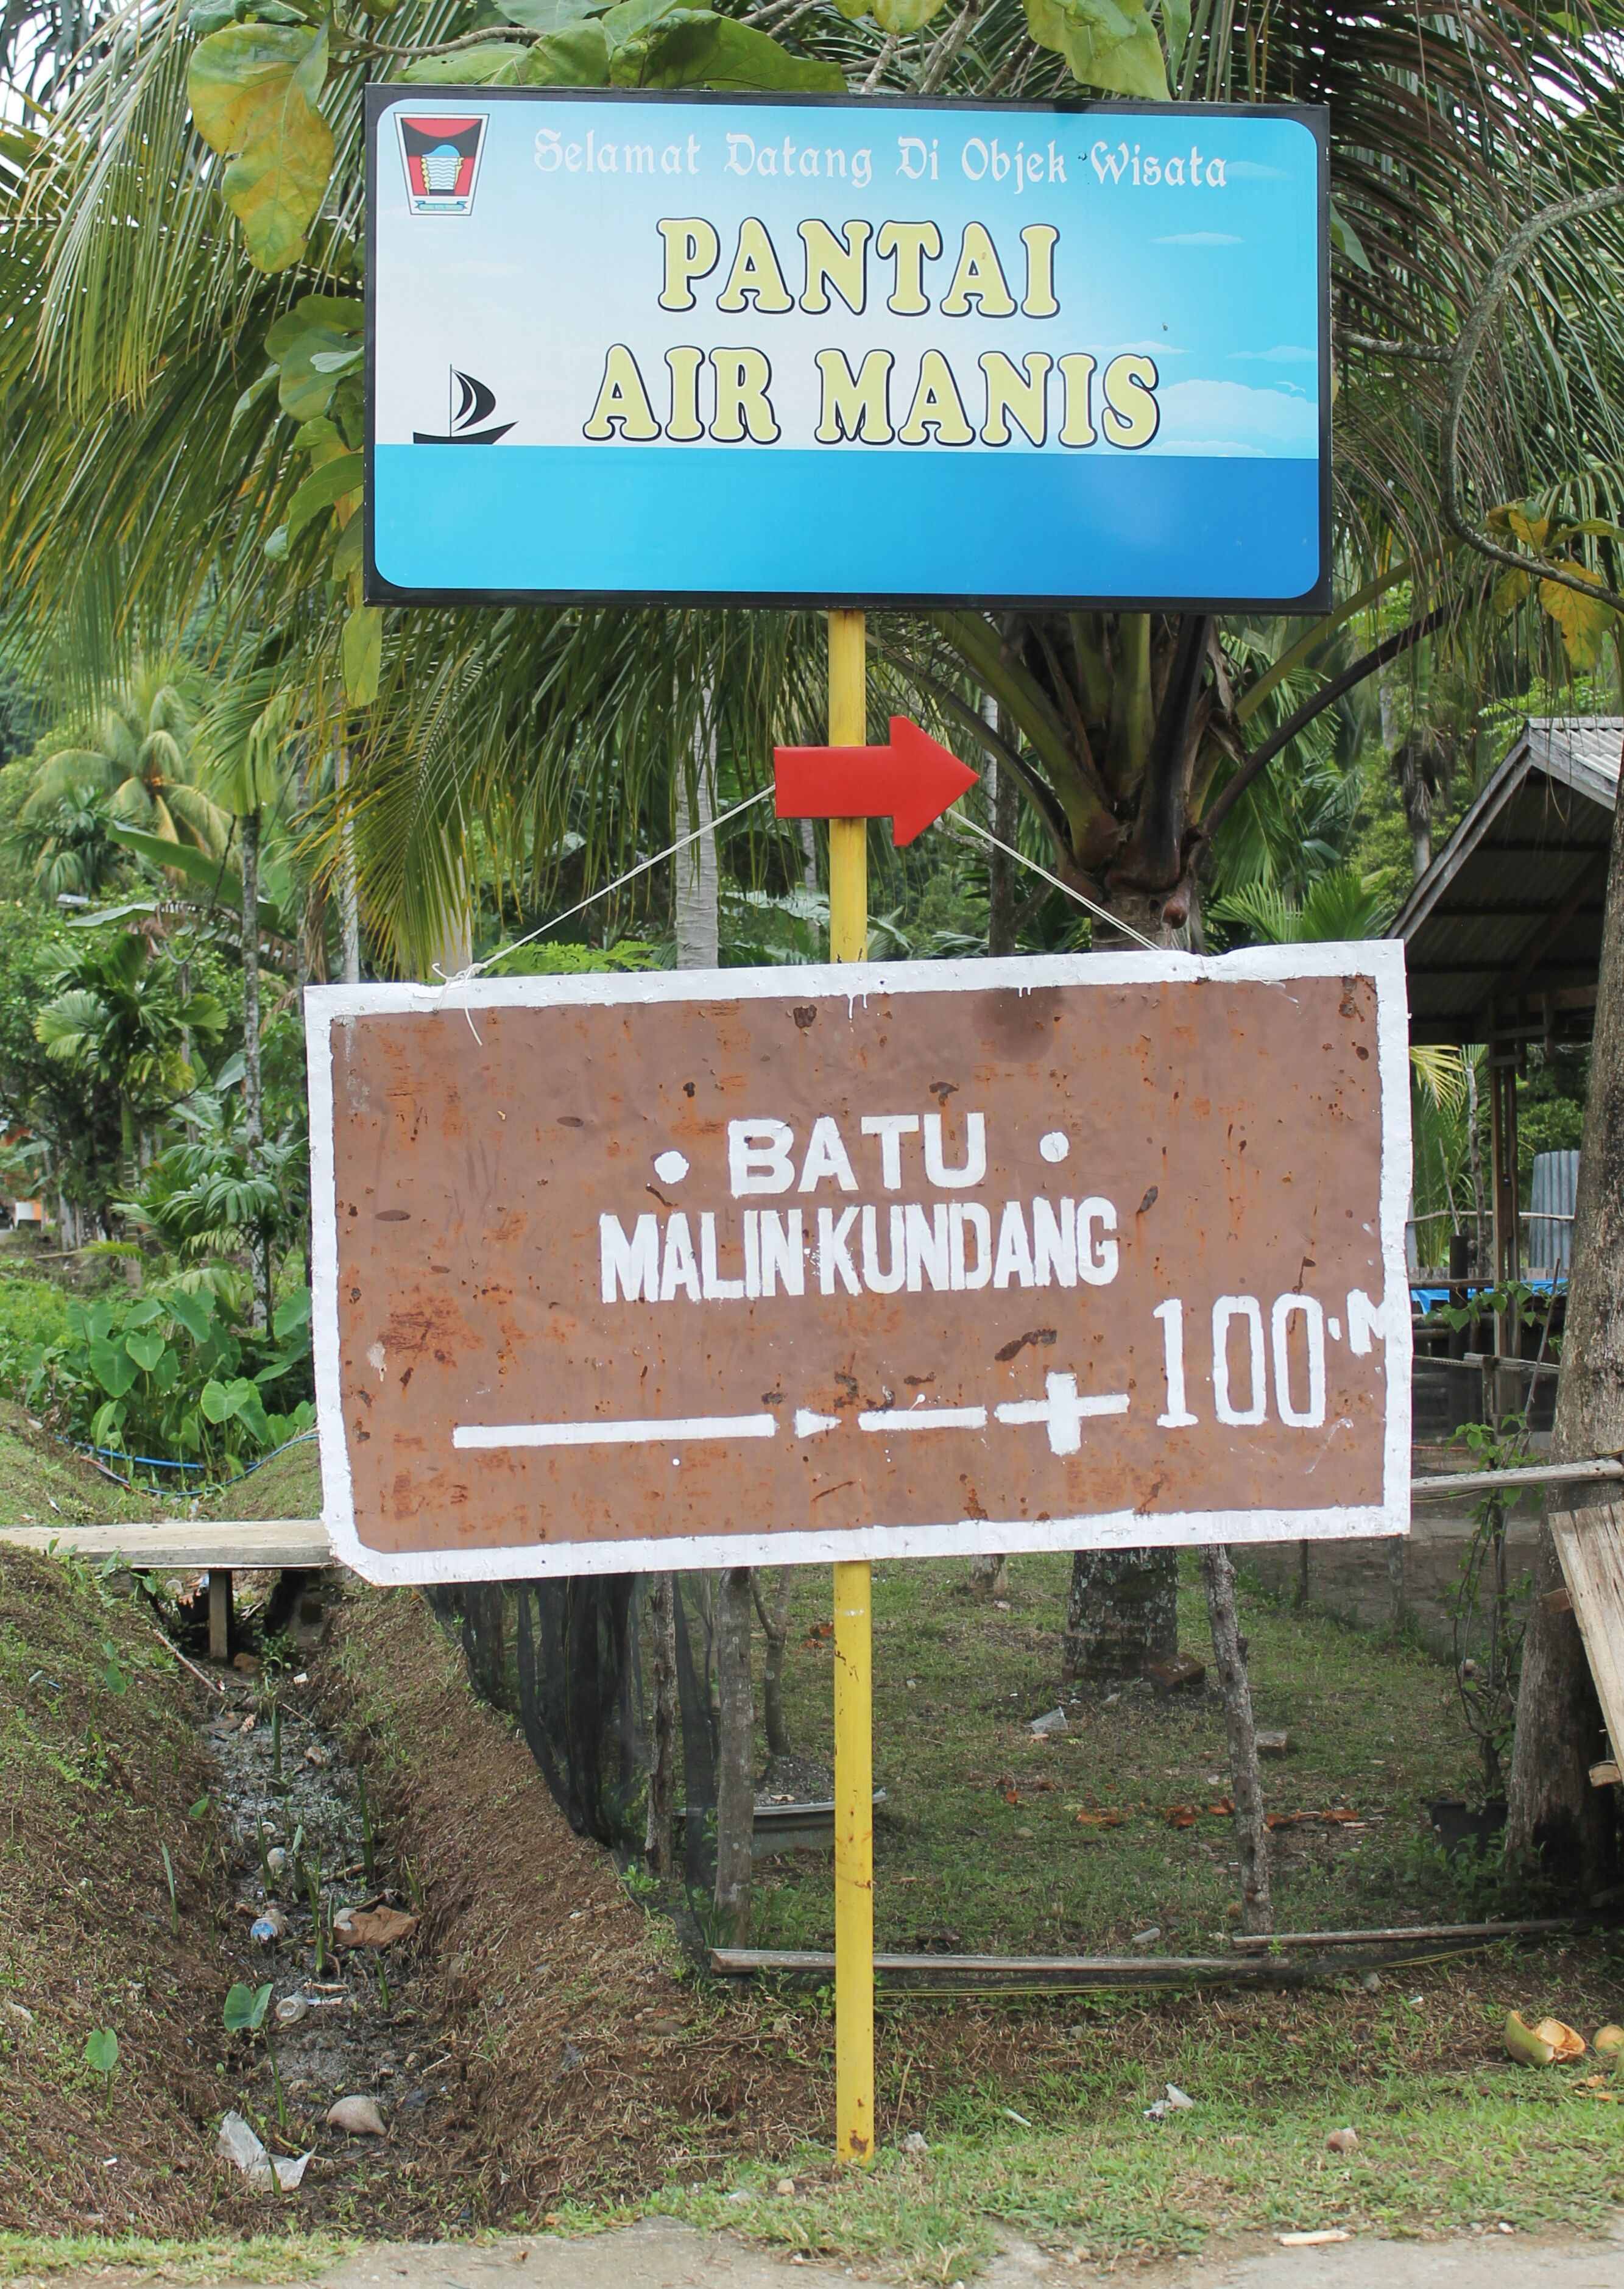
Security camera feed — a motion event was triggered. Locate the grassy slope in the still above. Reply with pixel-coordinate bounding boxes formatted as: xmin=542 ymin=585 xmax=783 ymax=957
xmin=0 ymin=1542 xmax=225 ymax=2234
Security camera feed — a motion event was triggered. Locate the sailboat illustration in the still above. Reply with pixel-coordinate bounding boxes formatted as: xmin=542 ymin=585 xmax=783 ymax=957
xmin=413 ymin=368 xmax=514 ymax=446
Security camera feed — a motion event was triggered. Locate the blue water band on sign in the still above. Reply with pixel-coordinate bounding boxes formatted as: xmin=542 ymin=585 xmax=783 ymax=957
xmin=372 ymin=444 xmax=1321 ymax=604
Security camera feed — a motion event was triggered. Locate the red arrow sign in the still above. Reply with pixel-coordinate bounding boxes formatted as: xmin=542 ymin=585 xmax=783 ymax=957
xmin=774 ymin=717 xmax=979 ymax=848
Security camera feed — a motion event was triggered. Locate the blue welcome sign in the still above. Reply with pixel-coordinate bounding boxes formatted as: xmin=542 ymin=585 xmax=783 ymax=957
xmin=365 ymin=90 xmax=1327 ymax=609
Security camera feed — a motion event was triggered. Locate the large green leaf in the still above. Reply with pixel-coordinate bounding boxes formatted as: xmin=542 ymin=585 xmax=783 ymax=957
xmin=1022 ymin=0 xmax=1169 ymax=97
xmin=186 ymin=23 xmax=335 ymax=274
xmin=607 ymin=6 xmax=844 ymax=88
xmin=496 ymin=0 xmax=609 ymax=23
xmin=286 ymin=451 xmax=362 ymax=542
xmin=872 ymin=0 xmax=950 ymax=30
xmin=264 ymin=296 xmax=364 ymax=419
xmin=403 ymin=43 xmax=526 ymax=80
xmin=517 ymin=23 xmax=612 ymax=80
xmin=342 ymin=604 xmax=383 ymax=707
xmin=105 ymin=824 xmax=287 ymax=938
xmin=88 ymin=1337 xmax=139 ymax=1398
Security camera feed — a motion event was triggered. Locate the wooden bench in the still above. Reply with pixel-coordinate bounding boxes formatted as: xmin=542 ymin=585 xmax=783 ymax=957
xmin=0 ymin=1518 xmax=331 ymax=1656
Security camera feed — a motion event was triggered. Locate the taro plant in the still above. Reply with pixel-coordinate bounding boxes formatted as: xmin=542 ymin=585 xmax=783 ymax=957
xmin=24 ymin=1278 xmax=314 ymax=1484
xmin=223 ymin=1978 xmax=285 ymax=2128
xmin=83 ymin=2026 xmax=119 ymax=2090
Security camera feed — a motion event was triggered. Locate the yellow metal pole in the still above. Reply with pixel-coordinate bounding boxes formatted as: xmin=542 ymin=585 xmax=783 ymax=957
xmin=827 ymin=606 xmax=874 ymax=2166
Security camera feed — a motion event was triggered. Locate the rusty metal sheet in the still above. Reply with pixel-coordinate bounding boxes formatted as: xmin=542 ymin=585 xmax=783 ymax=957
xmin=307 ymin=944 xmax=1411 ymax=1583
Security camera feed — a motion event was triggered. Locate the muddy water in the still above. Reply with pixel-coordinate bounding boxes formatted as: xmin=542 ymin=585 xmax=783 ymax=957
xmin=202 ymin=1666 xmax=453 ymax=2205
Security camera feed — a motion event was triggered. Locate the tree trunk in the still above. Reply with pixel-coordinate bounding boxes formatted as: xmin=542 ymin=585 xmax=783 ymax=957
xmin=1062 ymin=1548 xmax=1177 ymax=1680
xmin=241 ymin=805 xmax=263 ymax=1157
xmin=713 ymin=1566 xmax=754 ymax=1941
xmin=985 ymin=702 xmax=1017 ymax=960
xmin=336 ymin=740 xmax=361 ymax=985
xmin=969 ymin=1552 xmax=1009 ymax=1600
xmin=645 ymin=1572 xmax=677 ymax=1878
xmin=752 ymin=1567 xmax=793 ymax=1760
xmin=1201 ymin=1543 xmax=1271 ymax=1934
xmin=1505 ymin=771 xmax=1624 ymax=1887
xmin=675 ymin=704 xmax=719 ymax=969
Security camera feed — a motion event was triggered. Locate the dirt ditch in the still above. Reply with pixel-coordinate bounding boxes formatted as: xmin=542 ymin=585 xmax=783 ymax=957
xmin=200 ymin=1658 xmax=470 ymax=2229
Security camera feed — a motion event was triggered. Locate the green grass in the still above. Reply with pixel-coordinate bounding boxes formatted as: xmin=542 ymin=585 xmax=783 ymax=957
xmin=0 ymin=2237 xmax=351 ymax=2282
xmin=0 ymin=1272 xmax=68 ymax=1396
xmin=750 ymin=1552 xmax=1486 ymax=1956
xmin=651 ymin=2081 xmax=1624 ymax=2271
xmin=0 ymin=1404 xmax=156 ymax=1527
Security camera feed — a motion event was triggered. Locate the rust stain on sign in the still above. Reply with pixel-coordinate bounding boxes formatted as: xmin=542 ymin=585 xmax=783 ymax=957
xmin=308 ymin=948 xmax=1411 ymax=1583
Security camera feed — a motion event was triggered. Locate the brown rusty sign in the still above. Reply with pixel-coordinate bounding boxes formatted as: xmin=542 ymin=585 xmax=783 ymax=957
xmin=308 ymin=946 xmax=1411 ymax=1582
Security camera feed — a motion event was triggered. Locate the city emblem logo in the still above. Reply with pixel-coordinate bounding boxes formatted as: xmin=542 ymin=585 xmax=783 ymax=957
xmin=396 ymin=113 xmax=488 ymax=217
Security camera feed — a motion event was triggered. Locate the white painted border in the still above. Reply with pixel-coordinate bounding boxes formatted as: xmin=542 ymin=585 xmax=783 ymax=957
xmin=306 ymin=941 xmax=1412 ymax=1585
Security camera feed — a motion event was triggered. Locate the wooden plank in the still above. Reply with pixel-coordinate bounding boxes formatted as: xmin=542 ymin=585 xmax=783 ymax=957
xmin=1411 ymin=1459 xmax=1623 ymax=1502
xmin=0 ymin=1519 xmax=331 ymax=1568
xmin=1550 ymin=1493 xmax=1624 ymax=1765
xmin=1232 ymin=1917 xmax=1587 ymax=1952
xmin=208 ymin=1568 xmax=232 ymax=1661
xmin=711 ymin=1947 xmax=1301 ymax=1992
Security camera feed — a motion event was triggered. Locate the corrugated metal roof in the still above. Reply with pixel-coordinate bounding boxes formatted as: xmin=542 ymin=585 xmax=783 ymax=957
xmin=1390 ymin=717 xmax=1619 ymax=1044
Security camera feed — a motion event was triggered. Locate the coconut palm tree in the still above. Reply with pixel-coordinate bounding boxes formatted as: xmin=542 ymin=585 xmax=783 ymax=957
xmin=21 ymin=658 xmax=230 ymax=857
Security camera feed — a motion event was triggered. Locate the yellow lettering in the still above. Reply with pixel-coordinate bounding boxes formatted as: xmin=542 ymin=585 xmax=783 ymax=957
xmin=657 ymin=218 xmax=720 ymax=313
xmin=710 ymin=347 xmax=779 ymax=442
xmin=1020 ymin=224 xmax=1059 ymax=318
xmin=980 ymin=352 xmax=1051 ymax=446
xmin=815 ymin=348 xmax=894 ymax=443
xmin=1102 ymin=352 xmax=1159 ymax=448
xmin=716 ymin=217 xmax=794 ymax=313
xmin=898 ymin=350 xmax=973 ymax=447
xmin=665 ymin=346 xmax=704 ymax=441
xmin=799 ymin=218 xmax=871 ymax=314
xmin=1057 ymin=353 xmax=1097 ymax=447
xmin=940 ymin=222 xmax=1015 ymax=318
xmin=583 ymin=345 xmax=661 ymax=440
xmin=876 ymin=220 xmax=941 ymax=315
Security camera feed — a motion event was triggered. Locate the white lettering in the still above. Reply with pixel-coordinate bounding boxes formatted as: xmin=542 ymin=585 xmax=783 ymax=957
xmin=1031 ymin=1196 xmax=1075 ymax=1288
xmin=950 ymin=1201 xmax=991 ymax=1290
xmin=600 ymin=1212 xmax=659 ymax=1302
xmin=861 ymin=1112 xmax=919 ymax=1189
xmin=992 ymin=1200 xmax=1035 ymax=1289
xmin=861 ymin=1205 xmax=906 ymax=1293
xmin=1077 ymin=1195 xmax=1118 ymax=1285
xmin=700 ymin=1211 xmax=744 ymax=1301
xmin=660 ymin=1214 xmax=702 ymax=1304
xmin=799 ymin=1115 xmax=859 ymax=1193
xmin=729 ymin=1117 xmax=795 ymax=1196
xmin=1272 ymin=1295 xmax=1327 ymax=1428
xmin=760 ymin=1208 xmax=805 ymax=1297
xmin=904 ymin=1201 xmax=950 ymax=1291
xmin=923 ymin=1110 xmax=986 ymax=1188
xmin=817 ymin=1205 xmax=861 ymax=1295
xmin=1153 ymin=1298 xmax=1198 ymax=1426
xmin=1213 ymin=1295 xmax=1267 ymax=1424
